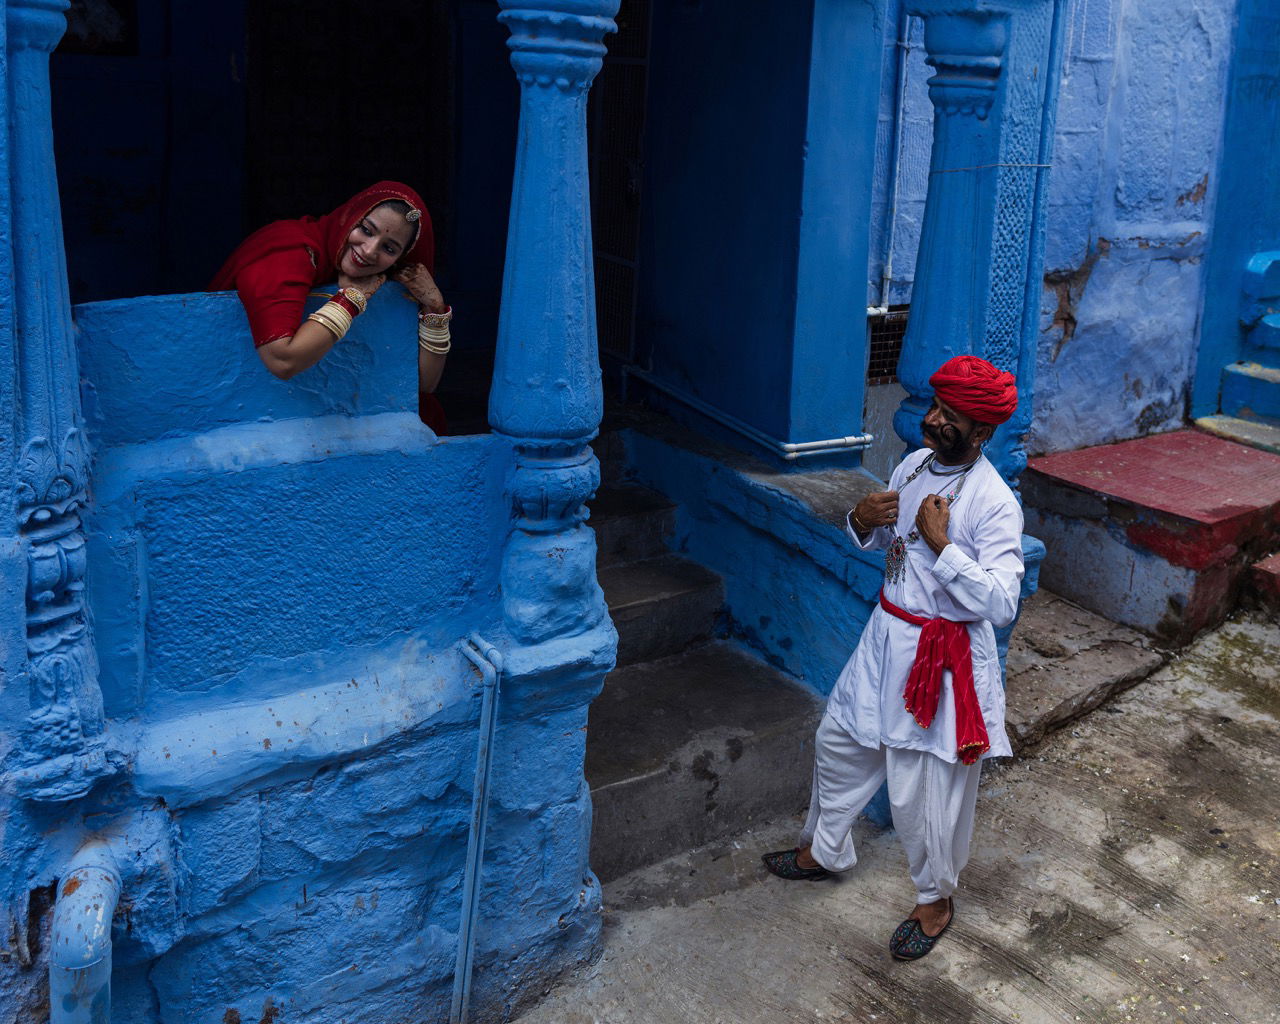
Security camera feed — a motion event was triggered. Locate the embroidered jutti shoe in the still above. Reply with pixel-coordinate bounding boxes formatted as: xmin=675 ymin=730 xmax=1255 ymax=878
xmin=889 ymin=898 xmax=954 ymax=960
xmin=761 ymin=848 xmax=830 ymax=881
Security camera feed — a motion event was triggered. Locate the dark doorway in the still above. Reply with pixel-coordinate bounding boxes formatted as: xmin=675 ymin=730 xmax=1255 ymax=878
xmin=588 ymin=0 xmax=652 ymax=377
xmin=243 ymin=0 xmax=456 ymax=254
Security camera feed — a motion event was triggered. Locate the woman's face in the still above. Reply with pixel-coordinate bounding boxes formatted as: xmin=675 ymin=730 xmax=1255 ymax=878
xmin=339 ymin=204 xmax=415 ymax=278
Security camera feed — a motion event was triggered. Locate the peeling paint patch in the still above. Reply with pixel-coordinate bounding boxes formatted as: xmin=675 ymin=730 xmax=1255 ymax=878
xmin=1045 ymin=238 xmax=1111 ymax=360
xmin=1176 ymin=172 xmax=1209 ymax=207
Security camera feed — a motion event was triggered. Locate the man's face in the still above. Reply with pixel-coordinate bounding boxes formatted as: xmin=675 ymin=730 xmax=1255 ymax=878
xmin=922 ymin=397 xmax=982 ymax=460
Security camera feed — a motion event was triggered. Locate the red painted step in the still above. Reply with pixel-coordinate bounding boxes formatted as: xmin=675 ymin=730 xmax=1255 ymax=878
xmin=1024 ymin=429 xmax=1280 ymax=643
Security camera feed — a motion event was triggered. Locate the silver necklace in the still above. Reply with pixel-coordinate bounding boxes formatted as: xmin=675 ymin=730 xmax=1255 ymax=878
xmin=884 ymin=453 xmax=977 ymax=584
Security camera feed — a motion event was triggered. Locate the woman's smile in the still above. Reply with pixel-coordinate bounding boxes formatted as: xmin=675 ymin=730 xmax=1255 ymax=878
xmin=341 ymin=205 xmax=415 ymax=278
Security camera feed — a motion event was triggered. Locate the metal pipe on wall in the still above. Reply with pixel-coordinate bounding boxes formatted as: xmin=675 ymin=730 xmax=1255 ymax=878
xmin=451 ymin=634 xmax=505 ymax=1024
xmin=50 ymin=840 xmax=121 ymax=1024
xmin=878 ymin=3 xmax=914 ymax=310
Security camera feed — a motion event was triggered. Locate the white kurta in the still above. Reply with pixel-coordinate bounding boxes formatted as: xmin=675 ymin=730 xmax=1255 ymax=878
xmin=826 ymin=448 xmax=1024 ymax=762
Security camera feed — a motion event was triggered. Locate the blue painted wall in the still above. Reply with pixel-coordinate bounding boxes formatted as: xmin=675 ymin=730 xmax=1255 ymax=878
xmin=0 ymin=291 xmax=607 ymax=1022
xmin=866 ymin=0 xmax=1241 ymax=455
xmin=1192 ymin=0 xmax=1280 ymax=415
xmin=626 ymin=429 xmax=885 ymax=695
xmin=1028 ymin=0 xmax=1235 ymax=452
xmin=636 ymin=0 xmax=883 ymax=448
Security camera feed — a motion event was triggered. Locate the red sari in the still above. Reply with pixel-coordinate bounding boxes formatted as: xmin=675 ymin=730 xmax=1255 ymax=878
xmin=212 ymin=181 xmax=447 ymax=434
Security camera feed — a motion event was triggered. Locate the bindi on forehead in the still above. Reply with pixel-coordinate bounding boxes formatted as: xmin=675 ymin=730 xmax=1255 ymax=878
xmin=364 ymin=208 xmax=414 ymax=249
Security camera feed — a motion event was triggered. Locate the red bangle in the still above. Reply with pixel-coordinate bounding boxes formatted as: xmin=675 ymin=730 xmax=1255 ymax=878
xmin=332 ymin=292 xmax=360 ymax=318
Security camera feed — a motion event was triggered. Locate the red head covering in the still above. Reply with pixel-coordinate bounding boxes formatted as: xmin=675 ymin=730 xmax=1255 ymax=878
xmin=929 ymin=355 xmax=1018 ymax=425
xmin=212 ymin=181 xmax=435 ymax=347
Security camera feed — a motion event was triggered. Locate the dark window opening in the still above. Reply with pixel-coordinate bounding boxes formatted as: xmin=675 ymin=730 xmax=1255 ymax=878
xmin=866 ymin=305 xmax=910 ymax=385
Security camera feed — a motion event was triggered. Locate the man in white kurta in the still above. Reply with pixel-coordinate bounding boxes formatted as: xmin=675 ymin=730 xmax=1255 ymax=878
xmin=763 ymin=355 xmax=1024 ymax=961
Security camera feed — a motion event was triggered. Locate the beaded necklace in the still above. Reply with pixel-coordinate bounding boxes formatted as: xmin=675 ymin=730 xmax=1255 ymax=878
xmin=884 ymin=453 xmax=977 ymax=584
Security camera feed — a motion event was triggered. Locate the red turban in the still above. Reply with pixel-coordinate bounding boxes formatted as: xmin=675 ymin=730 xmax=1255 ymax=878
xmin=929 ymin=355 xmax=1018 ymax=425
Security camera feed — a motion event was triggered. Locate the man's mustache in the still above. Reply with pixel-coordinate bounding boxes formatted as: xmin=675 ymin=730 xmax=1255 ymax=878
xmin=922 ymin=422 xmax=962 ymax=446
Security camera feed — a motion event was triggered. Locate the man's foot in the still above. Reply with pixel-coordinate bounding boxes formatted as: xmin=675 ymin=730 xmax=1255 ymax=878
xmin=889 ymin=897 xmax=954 ymax=960
xmin=761 ymin=846 xmax=830 ymax=881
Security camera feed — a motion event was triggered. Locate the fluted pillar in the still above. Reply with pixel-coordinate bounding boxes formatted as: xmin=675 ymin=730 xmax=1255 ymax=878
xmin=893 ymin=7 xmax=1008 ymax=454
xmin=4 ymin=0 xmax=113 ymax=801
xmin=492 ymin=0 xmax=618 ymax=642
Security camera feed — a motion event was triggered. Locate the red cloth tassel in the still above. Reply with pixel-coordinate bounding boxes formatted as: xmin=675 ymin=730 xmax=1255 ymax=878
xmin=879 ymin=591 xmax=991 ymax=765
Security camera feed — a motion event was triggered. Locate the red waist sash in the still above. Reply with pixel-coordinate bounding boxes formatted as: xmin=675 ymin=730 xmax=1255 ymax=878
xmin=878 ymin=590 xmax=991 ymax=765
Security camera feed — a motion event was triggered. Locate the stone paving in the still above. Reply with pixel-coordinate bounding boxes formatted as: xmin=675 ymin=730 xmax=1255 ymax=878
xmin=515 ymin=610 xmax=1280 ymax=1024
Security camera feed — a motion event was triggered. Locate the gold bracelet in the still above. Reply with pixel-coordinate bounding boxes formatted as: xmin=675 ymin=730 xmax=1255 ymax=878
xmin=340 ymin=287 xmax=368 ymax=314
xmin=419 ymin=305 xmax=452 ymax=329
xmin=852 ymin=510 xmax=870 ymax=532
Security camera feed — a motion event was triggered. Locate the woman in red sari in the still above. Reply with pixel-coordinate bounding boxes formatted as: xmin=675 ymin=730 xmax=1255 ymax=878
xmin=211 ymin=181 xmax=450 ymax=432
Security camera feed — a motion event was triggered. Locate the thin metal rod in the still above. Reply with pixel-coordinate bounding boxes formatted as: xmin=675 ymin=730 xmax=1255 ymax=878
xmin=880 ymin=7 xmax=913 ymax=309
xmin=451 ymin=635 xmax=504 ymax=1024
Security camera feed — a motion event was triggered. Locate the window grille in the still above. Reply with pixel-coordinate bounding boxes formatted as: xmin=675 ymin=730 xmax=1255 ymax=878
xmin=866 ymin=305 xmax=910 ymax=385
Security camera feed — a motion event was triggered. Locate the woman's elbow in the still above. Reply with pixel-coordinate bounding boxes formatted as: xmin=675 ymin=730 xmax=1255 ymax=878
xmin=257 ymin=343 xmax=298 ymax=380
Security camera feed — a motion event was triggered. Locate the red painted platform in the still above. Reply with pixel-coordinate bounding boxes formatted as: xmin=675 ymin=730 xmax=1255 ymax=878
xmin=1025 ymin=429 xmax=1280 ymax=643
xmin=1027 ymin=429 xmax=1280 ymax=525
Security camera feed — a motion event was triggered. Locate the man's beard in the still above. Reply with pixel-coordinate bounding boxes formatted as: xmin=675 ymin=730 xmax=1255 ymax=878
xmin=922 ymin=419 xmax=974 ymax=461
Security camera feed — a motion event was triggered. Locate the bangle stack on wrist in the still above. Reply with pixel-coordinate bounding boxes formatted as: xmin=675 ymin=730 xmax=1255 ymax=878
xmin=308 ymin=287 xmax=368 ymax=342
xmin=333 ymin=286 xmax=368 ymax=318
xmin=419 ymin=305 xmax=452 ymax=356
xmin=308 ymin=300 xmax=353 ymax=341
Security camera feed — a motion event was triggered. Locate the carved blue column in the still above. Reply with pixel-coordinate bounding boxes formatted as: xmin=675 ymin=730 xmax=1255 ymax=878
xmin=893 ymin=6 xmax=1008 ymax=455
xmin=4 ymin=0 xmax=113 ymax=800
xmin=895 ymin=0 xmax=1062 ymax=492
xmin=492 ymin=0 xmax=617 ymax=643
xmin=891 ymin=0 xmax=1062 ymax=676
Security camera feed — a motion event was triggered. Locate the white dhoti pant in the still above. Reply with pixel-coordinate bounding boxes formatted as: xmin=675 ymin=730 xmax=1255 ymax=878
xmin=799 ymin=713 xmax=982 ymax=904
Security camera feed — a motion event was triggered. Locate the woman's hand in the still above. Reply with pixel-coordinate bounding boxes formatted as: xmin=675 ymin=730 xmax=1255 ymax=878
xmin=393 ymin=263 xmax=446 ymax=313
xmin=339 ymin=271 xmax=385 ymax=300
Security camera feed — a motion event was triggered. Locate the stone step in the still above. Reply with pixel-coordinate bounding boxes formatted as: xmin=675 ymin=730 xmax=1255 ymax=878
xmin=589 ymin=484 xmax=676 ymax=569
xmin=1220 ymin=362 xmax=1280 ymax=423
xmin=1024 ymin=429 xmax=1280 ymax=644
xmin=599 ymin=554 xmax=724 ymax=666
xmin=1194 ymin=414 xmax=1280 ymax=455
xmin=585 ymin=640 xmax=822 ymax=882
xmin=591 ymin=428 xmax=630 ymax=488
xmin=1004 ymin=589 xmax=1168 ymax=753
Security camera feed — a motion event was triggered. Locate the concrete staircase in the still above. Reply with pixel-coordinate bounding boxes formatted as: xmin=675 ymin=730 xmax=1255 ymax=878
xmin=1195 ymin=251 xmax=1280 ymax=454
xmin=585 ymin=474 xmax=822 ymax=883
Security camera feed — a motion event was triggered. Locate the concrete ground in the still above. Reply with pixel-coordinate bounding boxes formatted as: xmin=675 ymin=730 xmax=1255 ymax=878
xmin=515 ymin=612 xmax=1280 ymax=1024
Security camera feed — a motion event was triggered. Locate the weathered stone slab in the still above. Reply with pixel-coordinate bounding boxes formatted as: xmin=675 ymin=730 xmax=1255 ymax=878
xmin=1005 ymin=589 xmax=1167 ymax=752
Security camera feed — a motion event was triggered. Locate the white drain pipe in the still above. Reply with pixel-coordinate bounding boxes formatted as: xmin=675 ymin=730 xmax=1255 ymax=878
xmin=50 ymin=840 xmax=120 ymax=1024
